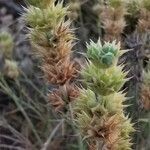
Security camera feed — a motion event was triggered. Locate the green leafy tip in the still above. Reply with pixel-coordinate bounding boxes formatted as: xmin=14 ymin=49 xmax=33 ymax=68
xmin=23 ymin=1 xmax=67 ymax=31
xmin=86 ymin=39 xmax=121 ymax=68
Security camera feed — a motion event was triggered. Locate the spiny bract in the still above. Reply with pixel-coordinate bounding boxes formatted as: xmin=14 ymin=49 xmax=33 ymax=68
xmin=24 ymin=2 xmax=67 ymax=31
xmin=87 ymin=39 xmax=122 ymax=68
xmin=82 ymin=63 xmax=127 ymax=96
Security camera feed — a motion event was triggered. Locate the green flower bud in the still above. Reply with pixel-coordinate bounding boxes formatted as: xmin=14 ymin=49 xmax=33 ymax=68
xmin=86 ymin=39 xmax=102 ymax=62
xmin=101 ymin=52 xmax=115 ymax=67
xmin=102 ymin=41 xmax=118 ymax=56
xmin=86 ymin=39 xmax=120 ymax=68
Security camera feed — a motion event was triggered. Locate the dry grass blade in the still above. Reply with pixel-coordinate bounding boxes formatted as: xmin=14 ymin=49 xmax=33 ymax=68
xmin=0 ymin=119 xmax=33 ymax=150
xmin=0 ymin=76 xmax=42 ymax=146
xmin=41 ymin=119 xmax=64 ymax=150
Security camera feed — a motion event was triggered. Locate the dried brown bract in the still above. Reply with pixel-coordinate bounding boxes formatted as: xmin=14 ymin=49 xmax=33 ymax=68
xmin=42 ymin=57 xmax=79 ymax=85
xmin=48 ymin=83 xmax=79 ymax=112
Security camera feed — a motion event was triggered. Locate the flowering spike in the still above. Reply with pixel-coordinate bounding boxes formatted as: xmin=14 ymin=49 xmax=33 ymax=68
xmin=74 ymin=39 xmax=134 ymax=149
xmin=24 ymin=0 xmax=79 ymax=112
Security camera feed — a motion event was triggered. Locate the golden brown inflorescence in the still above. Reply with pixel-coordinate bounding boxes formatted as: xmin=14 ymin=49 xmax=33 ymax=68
xmin=24 ymin=0 xmax=80 ymax=112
